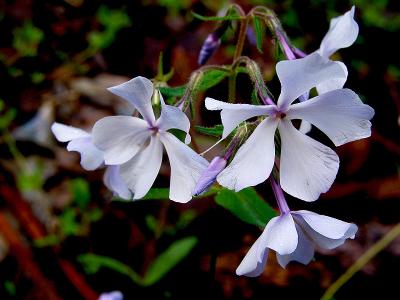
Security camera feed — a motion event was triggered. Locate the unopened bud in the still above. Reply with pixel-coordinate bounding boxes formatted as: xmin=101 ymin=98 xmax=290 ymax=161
xmin=198 ymin=33 xmax=221 ymax=65
xmin=193 ymin=156 xmax=227 ymax=196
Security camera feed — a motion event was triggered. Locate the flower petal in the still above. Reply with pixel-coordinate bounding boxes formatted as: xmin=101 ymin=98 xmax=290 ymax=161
xmin=276 ymin=224 xmax=315 ymax=268
xmin=107 ymin=76 xmax=156 ymax=124
xmin=217 ymin=117 xmax=278 ymax=191
xmin=156 ymin=92 xmax=191 ymax=144
xmin=67 ymin=137 xmax=104 ymax=170
xmin=293 ymin=210 xmax=358 ymax=249
xmin=258 ymin=213 xmax=298 ymax=255
xmin=119 ymin=136 xmax=163 ymax=199
xmin=287 ymin=89 xmax=374 ymax=146
xmin=92 ymin=116 xmax=150 ymax=165
xmin=160 ymin=132 xmax=209 ymax=203
xmin=51 ymin=122 xmax=89 ymax=142
xmin=316 ymin=61 xmax=348 ymax=94
xmin=103 ymin=165 xmax=132 ymax=200
xmin=278 ymin=119 xmax=339 ymax=201
xmin=236 ymin=236 xmax=269 ymax=277
xmin=276 ymin=52 xmax=346 ymax=110
xmin=319 ymin=6 xmax=359 ymax=58
xmin=205 ymin=97 xmax=276 ymax=139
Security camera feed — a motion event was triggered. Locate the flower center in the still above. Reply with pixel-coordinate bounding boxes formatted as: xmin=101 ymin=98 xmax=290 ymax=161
xmin=275 ymin=111 xmax=286 ymax=119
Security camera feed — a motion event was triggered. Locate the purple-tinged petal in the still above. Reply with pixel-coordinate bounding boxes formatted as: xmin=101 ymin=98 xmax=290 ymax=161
xmin=193 ymin=156 xmax=227 ymax=196
xmin=156 ymin=93 xmax=191 ymax=144
xmin=107 ymin=76 xmax=156 ymax=124
xmin=205 ymin=97 xmax=276 ymax=139
xmin=92 ymin=116 xmax=150 ymax=165
xmin=258 ymin=213 xmax=298 ymax=256
xmin=160 ymin=132 xmax=209 ymax=203
xmin=103 ymin=165 xmax=131 ymax=200
xmin=278 ymin=119 xmax=339 ymax=201
xmin=287 ymin=89 xmax=374 ymax=146
xmin=276 ymin=224 xmax=315 ymax=268
xmin=217 ymin=117 xmax=278 ymax=192
xmin=67 ymin=136 xmax=104 ymax=171
xmin=319 ymin=6 xmax=359 ymax=58
xmin=292 ymin=210 xmax=357 ymax=249
xmin=276 ymin=53 xmax=346 ymax=111
xmin=51 ymin=122 xmax=89 ymax=142
xmin=119 ymin=136 xmax=163 ymax=200
xmin=236 ymin=236 xmax=269 ymax=277
xmin=98 ymin=291 xmax=123 ymax=300
xmin=316 ymin=61 xmax=348 ymax=94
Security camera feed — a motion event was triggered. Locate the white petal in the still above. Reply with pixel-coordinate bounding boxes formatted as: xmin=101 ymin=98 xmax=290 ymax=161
xmin=92 ymin=116 xmax=150 ymax=165
xmin=160 ymin=132 xmax=209 ymax=203
xmin=51 ymin=122 xmax=89 ymax=142
xmin=278 ymin=119 xmax=339 ymax=201
xmin=299 ymin=120 xmax=312 ymax=134
xmin=107 ymin=76 xmax=156 ymax=124
xmin=276 ymin=224 xmax=315 ymax=268
xmin=293 ymin=210 xmax=358 ymax=249
xmin=319 ymin=6 xmax=359 ymax=58
xmin=103 ymin=165 xmax=132 ymax=200
xmin=276 ymin=52 xmax=346 ymax=110
xmin=287 ymin=89 xmax=374 ymax=146
xmin=67 ymin=137 xmax=104 ymax=170
xmin=316 ymin=61 xmax=348 ymax=94
xmin=205 ymin=97 xmax=276 ymax=139
xmin=258 ymin=213 xmax=298 ymax=255
xmin=236 ymin=236 xmax=269 ymax=277
xmin=119 ymin=136 xmax=163 ymax=199
xmin=217 ymin=117 xmax=278 ymax=191
xmin=156 ymin=92 xmax=191 ymax=144
xmin=98 ymin=291 xmax=124 ymax=300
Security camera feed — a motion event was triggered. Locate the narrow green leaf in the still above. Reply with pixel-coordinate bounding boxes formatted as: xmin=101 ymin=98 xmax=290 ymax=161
xmin=215 ymin=187 xmax=277 ymax=227
xmin=197 ymin=69 xmax=228 ymax=91
xmin=192 ymin=12 xmax=242 ymax=21
xmin=142 ymin=188 xmax=170 ymax=200
xmin=142 ymin=236 xmax=197 ymax=286
xmin=195 ymin=124 xmax=223 ymax=137
xmin=159 ymin=85 xmax=186 ymax=97
xmin=252 ymin=16 xmax=264 ymax=53
xmin=70 ymin=178 xmax=91 ymax=209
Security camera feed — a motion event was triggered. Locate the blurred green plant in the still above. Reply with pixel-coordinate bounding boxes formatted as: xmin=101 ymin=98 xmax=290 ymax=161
xmin=12 ymin=22 xmax=44 ymax=57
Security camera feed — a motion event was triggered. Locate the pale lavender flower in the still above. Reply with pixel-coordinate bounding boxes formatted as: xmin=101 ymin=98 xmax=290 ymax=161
xmin=205 ymin=52 xmax=374 ymax=201
xmin=193 ymin=156 xmax=227 ymax=196
xmin=98 ymin=291 xmax=123 ymax=300
xmin=92 ymin=76 xmax=209 ymax=202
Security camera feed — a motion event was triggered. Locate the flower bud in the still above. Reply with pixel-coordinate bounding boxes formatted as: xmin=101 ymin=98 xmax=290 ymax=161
xmin=193 ymin=156 xmax=227 ymax=196
xmin=198 ymin=33 xmax=221 ymax=65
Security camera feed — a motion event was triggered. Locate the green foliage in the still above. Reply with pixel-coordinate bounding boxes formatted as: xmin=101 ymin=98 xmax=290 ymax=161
xmin=215 ymin=187 xmax=277 ymax=227
xmin=70 ymin=178 xmax=91 ymax=209
xmin=142 ymin=236 xmax=197 ymax=286
xmin=78 ymin=236 xmax=197 ymax=286
xmin=252 ymin=16 xmax=264 ymax=53
xmin=192 ymin=12 xmax=242 ymax=21
xmin=195 ymin=124 xmax=224 ymax=137
xmin=59 ymin=209 xmax=80 ymax=236
xmin=0 ymin=101 xmax=17 ymax=131
xmin=13 ymin=22 xmax=44 ymax=57
xmin=159 ymin=85 xmax=186 ymax=97
xmin=197 ymin=68 xmax=229 ymax=91
xmin=17 ymin=162 xmax=45 ymax=192
xmin=143 ymin=188 xmax=170 ymax=200
xmin=88 ymin=6 xmax=131 ymax=50
xmin=4 ymin=280 xmax=16 ymax=296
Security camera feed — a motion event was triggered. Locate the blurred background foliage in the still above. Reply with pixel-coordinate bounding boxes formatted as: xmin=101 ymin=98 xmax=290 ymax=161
xmin=0 ymin=0 xmax=399 ymax=299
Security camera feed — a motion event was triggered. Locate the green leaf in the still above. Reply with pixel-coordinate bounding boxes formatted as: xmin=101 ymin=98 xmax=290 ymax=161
xmin=0 ymin=108 xmax=17 ymax=131
xmin=197 ymin=69 xmax=228 ymax=91
xmin=215 ymin=187 xmax=277 ymax=227
xmin=70 ymin=178 xmax=91 ymax=209
xmin=252 ymin=16 xmax=264 ymax=53
xmin=142 ymin=188 xmax=170 ymax=200
xmin=142 ymin=236 xmax=197 ymax=286
xmin=78 ymin=254 xmax=143 ymax=285
xmin=159 ymin=85 xmax=186 ymax=97
xmin=192 ymin=12 xmax=242 ymax=21
xmin=195 ymin=124 xmax=223 ymax=137
xmin=13 ymin=22 xmax=44 ymax=57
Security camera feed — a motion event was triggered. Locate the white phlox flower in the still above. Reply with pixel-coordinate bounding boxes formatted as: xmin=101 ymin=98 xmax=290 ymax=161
xmin=206 ymin=52 xmax=374 ymax=201
xmin=92 ymin=76 xmax=209 ymax=203
xmin=51 ymin=123 xmax=131 ymax=199
xmin=98 ymin=291 xmax=124 ymax=300
xmin=236 ymin=209 xmax=358 ymax=276
xmin=316 ymin=6 xmax=359 ymax=95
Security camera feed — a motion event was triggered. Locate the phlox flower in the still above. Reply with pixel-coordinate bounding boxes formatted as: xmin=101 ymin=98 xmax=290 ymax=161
xmin=51 ymin=123 xmax=131 ymax=199
xmin=92 ymin=76 xmax=209 ymax=202
xmin=236 ymin=209 xmax=357 ymax=276
xmin=98 ymin=291 xmax=123 ymax=300
xmin=206 ymin=52 xmax=374 ymax=201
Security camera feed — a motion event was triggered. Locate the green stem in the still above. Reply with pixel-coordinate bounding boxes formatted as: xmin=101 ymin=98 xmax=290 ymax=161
xmin=228 ymin=70 xmax=237 ymax=103
xmin=233 ymin=16 xmax=249 ymax=61
xmin=321 ymin=223 xmax=400 ymax=300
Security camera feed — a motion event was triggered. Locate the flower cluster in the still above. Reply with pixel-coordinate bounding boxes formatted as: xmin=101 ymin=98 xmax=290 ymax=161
xmin=52 ymin=6 xmax=374 ymax=276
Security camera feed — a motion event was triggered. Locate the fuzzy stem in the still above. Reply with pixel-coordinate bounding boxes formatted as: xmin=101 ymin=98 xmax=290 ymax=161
xmin=269 ymin=177 xmax=290 ymax=214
